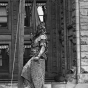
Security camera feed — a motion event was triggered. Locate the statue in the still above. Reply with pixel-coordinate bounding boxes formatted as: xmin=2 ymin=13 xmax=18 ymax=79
xmin=21 ymin=22 xmax=47 ymax=88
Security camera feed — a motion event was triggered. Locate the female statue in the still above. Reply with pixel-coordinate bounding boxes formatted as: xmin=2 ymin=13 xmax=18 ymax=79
xmin=21 ymin=22 xmax=47 ymax=88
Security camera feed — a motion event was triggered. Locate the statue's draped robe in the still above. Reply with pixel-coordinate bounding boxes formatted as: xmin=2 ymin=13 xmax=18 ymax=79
xmin=21 ymin=34 xmax=47 ymax=88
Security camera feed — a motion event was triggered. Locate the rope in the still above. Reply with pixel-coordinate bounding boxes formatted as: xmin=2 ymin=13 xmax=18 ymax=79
xmin=10 ymin=0 xmax=25 ymax=87
xmin=10 ymin=14 xmax=19 ymax=88
xmin=10 ymin=2 xmax=20 ymax=88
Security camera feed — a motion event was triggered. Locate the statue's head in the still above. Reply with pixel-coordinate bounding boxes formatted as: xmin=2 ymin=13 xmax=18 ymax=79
xmin=33 ymin=22 xmax=46 ymax=40
xmin=36 ymin=22 xmax=46 ymax=35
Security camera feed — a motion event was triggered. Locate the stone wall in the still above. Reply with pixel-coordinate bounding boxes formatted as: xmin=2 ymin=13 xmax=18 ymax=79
xmin=63 ymin=0 xmax=88 ymax=83
xmin=76 ymin=0 xmax=88 ymax=83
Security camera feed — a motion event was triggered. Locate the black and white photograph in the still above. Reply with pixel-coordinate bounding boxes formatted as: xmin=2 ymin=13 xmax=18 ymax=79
xmin=0 ymin=0 xmax=88 ymax=88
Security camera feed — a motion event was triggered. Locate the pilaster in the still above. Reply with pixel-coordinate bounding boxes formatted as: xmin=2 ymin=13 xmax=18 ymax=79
xmin=76 ymin=0 xmax=88 ymax=83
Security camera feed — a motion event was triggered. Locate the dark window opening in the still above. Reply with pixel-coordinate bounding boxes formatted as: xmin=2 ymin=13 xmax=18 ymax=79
xmin=23 ymin=44 xmax=31 ymax=66
xmin=0 ymin=44 xmax=9 ymax=73
xmin=24 ymin=2 xmax=46 ymax=27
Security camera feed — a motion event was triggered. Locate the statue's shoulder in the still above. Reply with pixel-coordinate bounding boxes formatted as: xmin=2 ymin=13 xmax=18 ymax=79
xmin=34 ymin=34 xmax=47 ymax=43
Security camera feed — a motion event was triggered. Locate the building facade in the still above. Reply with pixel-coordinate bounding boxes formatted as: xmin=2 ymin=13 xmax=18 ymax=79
xmin=0 ymin=0 xmax=88 ymax=83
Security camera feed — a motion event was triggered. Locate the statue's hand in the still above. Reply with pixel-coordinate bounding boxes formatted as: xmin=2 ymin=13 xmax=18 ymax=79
xmin=32 ymin=56 xmax=39 ymax=61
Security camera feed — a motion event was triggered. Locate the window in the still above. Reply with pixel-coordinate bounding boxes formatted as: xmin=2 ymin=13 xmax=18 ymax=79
xmin=0 ymin=44 xmax=9 ymax=73
xmin=0 ymin=2 xmax=8 ymax=27
xmin=25 ymin=2 xmax=46 ymax=27
xmin=37 ymin=5 xmax=45 ymax=22
xmin=25 ymin=3 xmax=31 ymax=27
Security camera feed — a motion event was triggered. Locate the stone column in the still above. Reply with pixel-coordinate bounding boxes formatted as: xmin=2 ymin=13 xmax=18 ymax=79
xmin=76 ymin=0 xmax=88 ymax=83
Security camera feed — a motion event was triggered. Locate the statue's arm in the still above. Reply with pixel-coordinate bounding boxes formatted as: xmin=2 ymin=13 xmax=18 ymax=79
xmin=35 ymin=34 xmax=47 ymax=60
xmin=37 ymin=44 xmax=45 ymax=58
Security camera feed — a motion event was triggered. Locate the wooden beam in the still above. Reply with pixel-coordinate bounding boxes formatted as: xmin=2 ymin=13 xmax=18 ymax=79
xmin=18 ymin=0 xmax=25 ymax=88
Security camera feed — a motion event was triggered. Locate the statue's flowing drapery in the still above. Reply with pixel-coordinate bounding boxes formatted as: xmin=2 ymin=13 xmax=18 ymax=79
xmin=21 ymin=33 xmax=47 ymax=88
xmin=21 ymin=0 xmax=47 ymax=87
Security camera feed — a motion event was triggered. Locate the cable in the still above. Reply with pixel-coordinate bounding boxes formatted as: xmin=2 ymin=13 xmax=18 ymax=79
xmin=10 ymin=2 xmax=20 ymax=88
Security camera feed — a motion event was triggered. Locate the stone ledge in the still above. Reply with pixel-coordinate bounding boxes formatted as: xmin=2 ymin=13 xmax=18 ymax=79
xmin=0 ymin=82 xmax=88 ymax=88
xmin=52 ymin=83 xmax=88 ymax=88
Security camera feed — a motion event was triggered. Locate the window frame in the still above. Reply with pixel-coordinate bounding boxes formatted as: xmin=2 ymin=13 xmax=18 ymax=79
xmin=0 ymin=5 xmax=8 ymax=28
xmin=0 ymin=0 xmax=11 ymax=34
